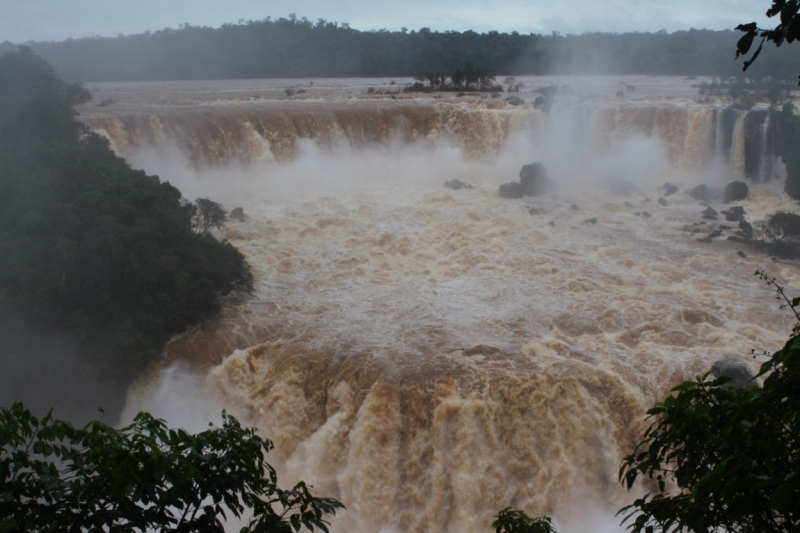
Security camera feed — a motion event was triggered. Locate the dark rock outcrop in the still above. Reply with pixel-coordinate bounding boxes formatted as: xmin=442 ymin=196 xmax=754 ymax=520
xmin=583 ymin=217 xmax=598 ymax=224
xmin=498 ymin=182 xmax=524 ymax=199
xmin=519 ymin=163 xmax=552 ymax=197
xmin=738 ymin=219 xmax=754 ymax=238
xmin=658 ymin=197 xmax=668 ymax=207
xmin=230 ymin=207 xmax=245 ymax=220
xmin=723 ymin=181 xmax=749 ymax=203
xmin=445 ymin=179 xmax=472 ymax=190
xmin=689 ymin=184 xmax=713 ymax=202
xmin=711 ymin=356 xmax=757 ymax=388
xmin=702 ymin=206 xmax=718 ymax=220
xmin=663 ymin=183 xmax=678 ymax=196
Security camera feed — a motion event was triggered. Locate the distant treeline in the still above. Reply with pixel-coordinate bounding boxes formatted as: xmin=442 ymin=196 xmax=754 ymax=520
xmin=2 ymin=16 xmax=799 ymax=82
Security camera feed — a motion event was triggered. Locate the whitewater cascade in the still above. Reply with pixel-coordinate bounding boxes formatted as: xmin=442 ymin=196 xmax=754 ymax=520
xmin=85 ymin=98 xmax=780 ymax=182
xmin=95 ymin=77 xmax=799 ymax=533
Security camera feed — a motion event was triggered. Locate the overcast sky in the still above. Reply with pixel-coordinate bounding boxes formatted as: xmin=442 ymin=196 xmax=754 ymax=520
xmin=1 ymin=0 xmax=774 ymax=43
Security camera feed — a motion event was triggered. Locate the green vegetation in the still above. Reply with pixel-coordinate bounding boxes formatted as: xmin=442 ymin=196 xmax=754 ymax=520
xmin=618 ymin=271 xmax=800 ymax=532
xmin=406 ymin=61 xmax=501 ymax=92
xmin=763 ymin=211 xmax=800 ymax=259
xmin=492 ymin=508 xmax=557 ymax=533
xmin=0 ymin=48 xmax=253 ymax=416
xmin=736 ymin=1 xmax=800 ymax=78
xmin=2 ymin=19 xmax=800 ymax=82
xmin=0 ymin=402 xmax=342 ymax=532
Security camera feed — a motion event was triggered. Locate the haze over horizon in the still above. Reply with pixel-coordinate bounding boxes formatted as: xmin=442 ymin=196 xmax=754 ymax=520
xmin=1 ymin=0 xmax=773 ymax=44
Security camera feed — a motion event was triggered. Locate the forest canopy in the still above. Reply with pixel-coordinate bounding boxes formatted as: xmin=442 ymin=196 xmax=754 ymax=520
xmin=2 ymin=18 xmax=800 ymax=82
xmin=0 ymin=48 xmax=253 ymax=419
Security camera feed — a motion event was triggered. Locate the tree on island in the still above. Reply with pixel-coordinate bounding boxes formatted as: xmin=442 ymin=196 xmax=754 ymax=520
xmin=408 ymin=61 xmax=502 ymax=92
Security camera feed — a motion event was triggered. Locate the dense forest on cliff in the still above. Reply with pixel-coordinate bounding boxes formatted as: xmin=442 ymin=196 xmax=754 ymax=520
xmin=0 ymin=49 xmax=252 ymax=419
xmin=1 ymin=16 xmax=799 ymax=81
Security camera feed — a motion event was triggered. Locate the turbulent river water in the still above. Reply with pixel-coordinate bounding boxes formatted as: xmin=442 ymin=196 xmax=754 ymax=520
xmin=80 ymin=76 xmax=800 ymax=532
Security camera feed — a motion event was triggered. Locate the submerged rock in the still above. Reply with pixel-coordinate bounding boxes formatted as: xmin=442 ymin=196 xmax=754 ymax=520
xmin=663 ymin=183 xmax=678 ymax=196
xmin=721 ymin=206 xmax=746 ymax=222
xmin=689 ymin=184 xmax=719 ymax=203
xmin=658 ymin=197 xmax=668 ymax=207
xmin=607 ymin=175 xmax=637 ymax=196
xmin=498 ymin=182 xmax=524 ymax=199
xmin=445 ymin=179 xmax=472 ymax=190
xmin=711 ymin=356 xmax=756 ymax=388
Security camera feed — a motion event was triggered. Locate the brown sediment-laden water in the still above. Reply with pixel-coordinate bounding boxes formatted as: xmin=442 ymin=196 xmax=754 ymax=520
xmin=89 ymin=76 xmax=799 ymax=532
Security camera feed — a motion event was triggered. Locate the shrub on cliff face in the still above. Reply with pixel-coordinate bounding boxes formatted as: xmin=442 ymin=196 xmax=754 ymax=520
xmin=0 ymin=48 xmax=253 ymax=416
xmin=0 ymin=402 xmax=342 ymax=532
xmin=763 ymin=211 xmax=800 ymax=258
xmin=618 ymin=271 xmax=800 ymax=532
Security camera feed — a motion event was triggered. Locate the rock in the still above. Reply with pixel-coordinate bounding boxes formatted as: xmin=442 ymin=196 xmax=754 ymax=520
xmin=689 ymin=184 xmax=711 ymax=202
xmin=445 ymin=179 xmax=472 ymax=190
xmin=658 ymin=197 xmax=668 ymax=207
xmin=519 ymin=163 xmax=552 ymax=197
xmin=688 ymin=184 xmax=721 ymax=202
xmin=528 ymin=207 xmax=546 ymax=215
xmin=633 ymin=211 xmax=641 ymax=216
xmin=708 ymin=229 xmax=722 ymax=239
xmin=739 ymin=219 xmax=754 ymax=238
xmin=702 ymin=205 xmax=718 ymax=220
xmin=711 ymin=356 xmax=756 ymax=388
xmin=607 ymin=176 xmax=636 ymax=196
xmin=723 ymin=181 xmax=749 ymax=203
xmin=718 ymin=225 xmax=732 ymax=230
xmin=641 ymin=211 xmax=652 ymax=218
xmin=583 ymin=217 xmax=598 ymax=224
xmin=737 ymin=251 xmax=748 ymax=258
xmin=548 ymin=221 xmax=555 ymax=227
xmin=696 ymin=236 xmax=713 ymax=243
xmin=498 ymin=182 xmax=524 ymax=199
xmin=570 ymin=204 xmax=579 ymax=210
xmin=230 ymin=207 xmax=245 ymax=220
xmin=663 ymin=183 xmax=678 ymax=196
xmin=721 ymin=206 xmax=745 ymax=222
xmin=506 ymin=96 xmax=525 ymax=106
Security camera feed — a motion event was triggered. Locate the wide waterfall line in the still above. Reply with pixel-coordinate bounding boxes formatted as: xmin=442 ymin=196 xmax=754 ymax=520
xmin=83 ymin=102 xmax=780 ymax=183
